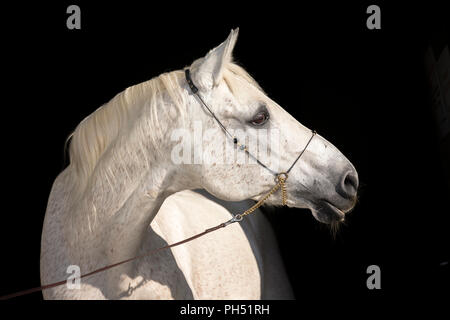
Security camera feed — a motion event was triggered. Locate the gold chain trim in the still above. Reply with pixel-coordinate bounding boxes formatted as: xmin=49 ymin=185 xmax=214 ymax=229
xmin=237 ymin=173 xmax=288 ymax=219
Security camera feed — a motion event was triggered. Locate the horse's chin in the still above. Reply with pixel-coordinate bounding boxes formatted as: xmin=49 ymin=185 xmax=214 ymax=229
xmin=311 ymin=201 xmax=345 ymax=224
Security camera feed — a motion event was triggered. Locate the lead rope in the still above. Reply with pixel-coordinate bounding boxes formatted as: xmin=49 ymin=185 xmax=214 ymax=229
xmin=0 ymin=70 xmax=315 ymax=300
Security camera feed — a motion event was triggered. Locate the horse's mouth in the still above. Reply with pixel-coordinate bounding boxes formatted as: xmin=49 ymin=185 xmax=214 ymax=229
xmin=312 ymin=201 xmax=345 ymax=224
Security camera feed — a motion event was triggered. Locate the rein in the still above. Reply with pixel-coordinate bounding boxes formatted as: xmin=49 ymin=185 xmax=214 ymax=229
xmin=0 ymin=70 xmax=315 ymax=300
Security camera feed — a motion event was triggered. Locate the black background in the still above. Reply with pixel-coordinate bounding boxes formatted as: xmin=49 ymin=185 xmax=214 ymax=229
xmin=0 ymin=0 xmax=448 ymax=310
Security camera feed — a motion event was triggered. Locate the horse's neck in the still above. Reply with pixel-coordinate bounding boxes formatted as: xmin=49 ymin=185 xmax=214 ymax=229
xmin=63 ymin=96 xmax=197 ymax=285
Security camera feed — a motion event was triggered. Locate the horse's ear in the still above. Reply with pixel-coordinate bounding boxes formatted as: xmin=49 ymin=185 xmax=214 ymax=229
xmin=190 ymin=28 xmax=239 ymax=90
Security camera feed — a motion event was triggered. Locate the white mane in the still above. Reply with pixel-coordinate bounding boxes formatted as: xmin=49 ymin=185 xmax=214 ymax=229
xmin=66 ymin=62 xmax=261 ymax=198
xmin=66 ymin=69 xmax=184 ymax=197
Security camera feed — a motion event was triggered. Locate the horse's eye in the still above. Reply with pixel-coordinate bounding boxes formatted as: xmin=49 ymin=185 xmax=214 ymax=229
xmin=251 ymin=111 xmax=269 ymax=126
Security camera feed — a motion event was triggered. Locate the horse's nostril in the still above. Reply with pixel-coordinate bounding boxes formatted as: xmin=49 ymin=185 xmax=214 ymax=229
xmin=345 ymin=173 xmax=357 ymax=190
xmin=337 ymin=170 xmax=359 ymax=199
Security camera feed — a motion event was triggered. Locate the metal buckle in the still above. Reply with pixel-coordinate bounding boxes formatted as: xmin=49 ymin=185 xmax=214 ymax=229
xmin=224 ymin=214 xmax=243 ymax=226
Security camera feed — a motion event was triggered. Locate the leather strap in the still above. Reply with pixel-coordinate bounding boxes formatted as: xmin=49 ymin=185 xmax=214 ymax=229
xmin=0 ymin=222 xmax=227 ymax=300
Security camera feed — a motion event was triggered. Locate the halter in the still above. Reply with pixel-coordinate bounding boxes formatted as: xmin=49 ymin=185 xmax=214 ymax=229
xmin=185 ymin=69 xmax=316 ymax=223
xmin=0 ymin=69 xmax=316 ymax=300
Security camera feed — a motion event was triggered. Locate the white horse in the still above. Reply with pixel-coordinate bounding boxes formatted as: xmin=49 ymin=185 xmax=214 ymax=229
xmin=40 ymin=29 xmax=358 ymax=299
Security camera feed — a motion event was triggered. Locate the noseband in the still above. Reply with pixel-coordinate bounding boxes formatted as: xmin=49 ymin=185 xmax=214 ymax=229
xmin=0 ymin=69 xmax=316 ymax=300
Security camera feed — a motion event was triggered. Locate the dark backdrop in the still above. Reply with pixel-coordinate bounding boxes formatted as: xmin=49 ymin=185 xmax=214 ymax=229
xmin=1 ymin=1 xmax=448 ymax=306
